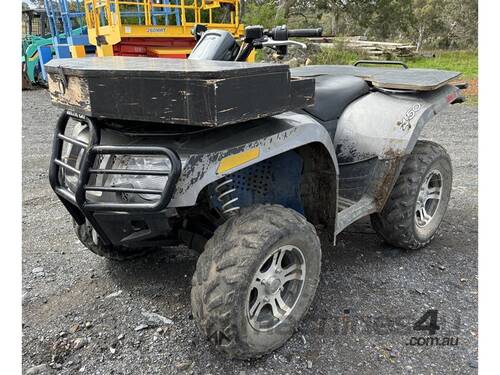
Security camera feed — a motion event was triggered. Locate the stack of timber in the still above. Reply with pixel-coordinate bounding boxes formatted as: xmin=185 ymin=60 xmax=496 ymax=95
xmin=308 ymin=36 xmax=416 ymax=59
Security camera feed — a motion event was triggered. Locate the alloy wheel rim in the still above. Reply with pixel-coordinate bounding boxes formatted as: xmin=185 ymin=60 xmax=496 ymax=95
xmin=415 ymin=169 xmax=443 ymax=228
xmin=247 ymin=245 xmax=306 ymax=332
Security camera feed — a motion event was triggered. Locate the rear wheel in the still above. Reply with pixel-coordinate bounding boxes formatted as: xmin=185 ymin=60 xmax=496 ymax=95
xmin=371 ymin=140 xmax=452 ymax=250
xmin=191 ymin=204 xmax=321 ymax=358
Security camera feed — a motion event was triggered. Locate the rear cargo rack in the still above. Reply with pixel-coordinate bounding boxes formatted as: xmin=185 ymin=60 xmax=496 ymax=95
xmin=49 ymin=111 xmax=182 ymax=245
xmin=353 ymin=60 xmax=409 ymax=69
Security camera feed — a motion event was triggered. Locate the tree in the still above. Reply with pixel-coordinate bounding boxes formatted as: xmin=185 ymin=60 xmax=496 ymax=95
xmin=314 ymin=0 xmax=351 ymax=36
xmin=240 ymin=0 xmax=478 ymax=48
xmin=243 ymin=0 xmax=286 ymax=28
xmin=441 ymin=0 xmax=478 ymax=48
xmin=411 ymin=0 xmax=445 ymax=50
xmin=277 ymin=0 xmax=297 ymax=20
xmin=366 ymin=0 xmax=412 ymax=40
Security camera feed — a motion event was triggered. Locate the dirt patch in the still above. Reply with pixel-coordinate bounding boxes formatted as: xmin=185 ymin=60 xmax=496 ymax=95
xmin=452 ymin=78 xmax=478 ymax=105
xmin=464 ymin=79 xmax=478 ymax=101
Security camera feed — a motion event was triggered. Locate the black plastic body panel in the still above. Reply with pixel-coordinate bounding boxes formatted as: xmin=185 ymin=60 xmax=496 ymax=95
xmin=188 ymin=30 xmax=240 ymax=61
xmin=338 ymin=158 xmax=378 ymax=202
xmin=92 ymin=210 xmax=179 ymax=246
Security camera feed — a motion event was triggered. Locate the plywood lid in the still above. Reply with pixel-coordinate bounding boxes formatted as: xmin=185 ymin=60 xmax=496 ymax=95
xmin=46 ymin=56 xmax=289 ymax=79
xmin=292 ymin=65 xmax=461 ymax=91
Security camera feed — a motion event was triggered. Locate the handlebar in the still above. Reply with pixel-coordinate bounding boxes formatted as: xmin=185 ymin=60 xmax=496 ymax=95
xmin=237 ymin=24 xmax=323 ymax=61
xmin=288 ymin=28 xmax=323 ymax=38
xmin=264 ymin=25 xmax=323 ymax=41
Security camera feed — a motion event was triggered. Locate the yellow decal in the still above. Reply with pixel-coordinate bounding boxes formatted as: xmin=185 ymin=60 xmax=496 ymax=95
xmin=217 ymin=148 xmax=260 ymax=174
xmin=146 ymin=27 xmax=167 ymax=33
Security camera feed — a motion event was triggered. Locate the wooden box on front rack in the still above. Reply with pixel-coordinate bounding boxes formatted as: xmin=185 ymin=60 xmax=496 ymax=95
xmin=45 ymin=57 xmax=315 ymax=127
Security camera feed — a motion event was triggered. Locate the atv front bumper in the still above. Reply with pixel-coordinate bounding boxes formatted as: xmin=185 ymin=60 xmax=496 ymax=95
xmin=49 ymin=112 xmax=182 ymax=247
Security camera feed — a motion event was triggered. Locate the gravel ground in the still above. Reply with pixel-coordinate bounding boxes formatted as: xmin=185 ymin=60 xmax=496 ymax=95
xmin=22 ymin=89 xmax=478 ymax=375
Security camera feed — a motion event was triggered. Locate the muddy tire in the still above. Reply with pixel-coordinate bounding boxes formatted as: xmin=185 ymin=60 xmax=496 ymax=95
xmin=191 ymin=204 xmax=321 ymax=358
xmin=74 ymin=220 xmax=153 ymax=261
xmin=371 ymin=140 xmax=452 ymax=250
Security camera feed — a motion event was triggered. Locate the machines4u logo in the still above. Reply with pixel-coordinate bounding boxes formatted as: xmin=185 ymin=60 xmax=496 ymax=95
xmin=407 ymin=309 xmax=459 ymax=346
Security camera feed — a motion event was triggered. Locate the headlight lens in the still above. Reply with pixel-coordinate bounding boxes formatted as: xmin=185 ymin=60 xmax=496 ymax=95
xmin=61 ymin=121 xmax=89 ymax=192
xmin=59 ymin=121 xmax=173 ymax=203
xmin=105 ymin=155 xmax=171 ymax=201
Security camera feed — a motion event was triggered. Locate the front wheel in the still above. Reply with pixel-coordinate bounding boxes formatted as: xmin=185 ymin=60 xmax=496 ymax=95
xmin=191 ymin=204 xmax=321 ymax=358
xmin=74 ymin=220 xmax=154 ymax=261
xmin=371 ymin=140 xmax=452 ymax=250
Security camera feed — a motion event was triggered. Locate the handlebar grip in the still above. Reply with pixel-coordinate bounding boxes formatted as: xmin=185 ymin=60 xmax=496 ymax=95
xmin=288 ymin=28 xmax=323 ymax=38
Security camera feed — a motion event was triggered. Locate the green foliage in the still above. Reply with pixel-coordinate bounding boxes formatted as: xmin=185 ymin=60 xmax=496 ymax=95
xmin=310 ymin=42 xmax=369 ymax=65
xmin=243 ymin=1 xmax=286 ymax=29
xmin=364 ymin=0 xmax=413 ymax=40
xmin=440 ymin=0 xmax=478 ymax=49
xmin=407 ymin=50 xmax=478 ymax=105
xmin=405 ymin=50 xmax=478 ymax=80
xmin=310 ymin=46 xmax=477 ymax=79
xmin=242 ymin=0 xmax=477 ymax=50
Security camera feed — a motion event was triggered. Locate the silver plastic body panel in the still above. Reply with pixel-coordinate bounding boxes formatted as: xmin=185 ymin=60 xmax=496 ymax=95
xmin=333 ymin=84 xmax=461 ymax=234
xmin=166 ymin=111 xmax=339 ymax=207
xmin=334 ymin=84 xmax=460 ymax=163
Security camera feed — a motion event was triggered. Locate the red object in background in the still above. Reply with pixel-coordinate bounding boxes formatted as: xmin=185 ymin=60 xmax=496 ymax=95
xmin=112 ymin=37 xmax=197 ymax=58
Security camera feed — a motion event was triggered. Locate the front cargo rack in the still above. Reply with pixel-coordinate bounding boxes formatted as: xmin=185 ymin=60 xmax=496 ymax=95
xmin=45 ymin=57 xmax=315 ymax=127
xmin=49 ymin=111 xmax=182 ymax=245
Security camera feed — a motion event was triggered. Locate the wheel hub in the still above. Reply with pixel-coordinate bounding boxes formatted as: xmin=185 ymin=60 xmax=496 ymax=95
xmin=415 ymin=169 xmax=443 ymax=228
xmin=263 ymin=277 xmax=282 ymax=294
xmin=247 ymin=245 xmax=306 ymax=332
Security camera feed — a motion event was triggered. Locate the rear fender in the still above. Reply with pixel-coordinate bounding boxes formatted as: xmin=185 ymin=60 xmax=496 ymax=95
xmin=334 ymin=84 xmax=462 ymax=163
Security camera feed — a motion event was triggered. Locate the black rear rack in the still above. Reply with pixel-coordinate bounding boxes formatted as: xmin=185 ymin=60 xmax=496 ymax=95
xmin=353 ymin=60 xmax=409 ymax=69
xmin=49 ymin=111 xmax=182 ymax=245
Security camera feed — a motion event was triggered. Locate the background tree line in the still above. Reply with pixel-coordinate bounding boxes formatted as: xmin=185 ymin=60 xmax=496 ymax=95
xmin=22 ymin=0 xmax=478 ymax=50
xmin=242 ymin=0 xmax=478 ymax=50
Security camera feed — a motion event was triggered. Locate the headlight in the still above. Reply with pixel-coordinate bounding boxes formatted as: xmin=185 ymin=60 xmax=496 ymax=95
xmin=105 ymin=155 xmax=171 ymax=201
xmin=58 ymin=120 xmax=173 ymax=203
xmin=60 ymin=121 xmax=89 ymax=192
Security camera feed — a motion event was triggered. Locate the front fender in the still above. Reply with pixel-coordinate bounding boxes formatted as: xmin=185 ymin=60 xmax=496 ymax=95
xmin=169 ymin=111 xmax=339 ymax=207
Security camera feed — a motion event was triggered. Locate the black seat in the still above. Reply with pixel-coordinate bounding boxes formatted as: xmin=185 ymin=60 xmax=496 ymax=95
xmin=302 ymin=75 xmax=370 ymax=122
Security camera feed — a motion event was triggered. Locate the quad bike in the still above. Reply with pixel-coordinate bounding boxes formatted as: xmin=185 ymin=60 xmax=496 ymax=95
xmin=46 ymin=25 xmax=465 ymax=358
